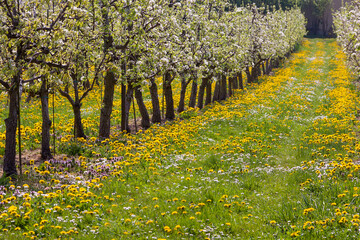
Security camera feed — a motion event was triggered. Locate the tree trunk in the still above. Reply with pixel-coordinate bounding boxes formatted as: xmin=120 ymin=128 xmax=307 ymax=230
xmin=188 ymin=80 xmax=197 ymax=108
xmin=3 ymin=83 xmax=19 ymax=177
xmin=178 ymin=73 xmax=190 ymax=113
xmin=164 ymin=72 xmax=175 ymax=120
xmin=245 ymin=67 xmax=252 ymax=84
xmin=197 ymin=77 xmax=208 ymax=109
xmin=73 ymin=102 xmax=86 ymax=139
xmin=228 ymin=76 xmax=233 ymax=97
xmin=219 ymin=74 xmax=227 ymax=100
xmin=205 ymin=80 xmax=212 ymax=106
xmin=149 ymin=77 xmax=161 ymax=124
xmin=83 ymin=79 xmax=91 ymax=90
xmin=262 ymin=62 xmax=266 ymax=75
xmin=124 ymin=83 xmax=133 ymax=132
xmin=25 ymin=81 xmax=35 ymax=103
xmin=272 ymin=58 xmax=279 ymax=69
xmin=265 ymin=59 xmax=271 ymax=74
xmin=99 ymin=71 xmax=116 ymax=139
xmin=121 ymin=83 xmax=127 ymax=132
xmin=213 ymin=80 xmax=220 ymax=102
xmin=232 ymin=75 xmax=238 ymax=90
xmin=40 ymin=79 xmax=53 ymax=160
xmin=238 ymin=72 xmax=244 ymax=90
xmin=252 ymin=63 xmax=260 ymax=83
xmin=134 ymin=86 xmax=150 ymax=129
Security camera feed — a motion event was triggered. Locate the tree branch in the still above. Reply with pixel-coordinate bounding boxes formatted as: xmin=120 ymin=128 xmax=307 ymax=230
xmin=22 ymin=75 xmax=44 ymax=83
xmin=114 ymin=39 xmax=130 ymax=50
xmin=2 ymin=0 xmax=15 ymax=23
xmin=79 ymin=54 xmax=107 ymax=102
xmin=36 ymin=2 xmax=69 ymax=31
xmin=0 ymin=79 xmax=10 ymax=89
xmin=58 ymin=86 xmax=75 ymax=106
xmin=28 ymin=58 xmax=69 ymax=69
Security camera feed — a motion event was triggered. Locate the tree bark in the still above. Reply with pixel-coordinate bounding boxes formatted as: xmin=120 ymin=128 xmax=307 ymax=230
xmin=188 ymin=79 xmax=197 ymax=108
xmin=238 ymin=72 xmax=244 ymax=90
xmin=40 ymin=79 xmax=53 ymax=160
xmin=164 ymin=71 xmax=175 ymax=120
xmin=134 ymin=86 xmax=150 ymax=129
xmin=205 ymin=80 xmax=212 ymax=106
xmin=149 ymin=77 xmax=161 ymax=124
xmin=219 ymin=74 xmax=227 ymax=100
xmin=245 ymin=67 xmax=252 ymax=84
xmin=121 ymin=82 xmax=127 ymax=132
xmin=213 ymin=80 xmax=220 ymax=102
xmin=197 ymin=76 xmax=210 ymax=109
xmin=177 ymin=73 xmax=190 ymax=113
xmin=124 ymin=83 xmax=133 ymax=132
xmin=25 ymin=81 xmax=35 ymax=103
xmin=120 ymin=54 xmax=127 ymax=132
xmin=262 ymin=62 xmax=266 ymax=75
xmin=250 ymin=63 xmax=260 ymax=83
xmin=272 ymin=58 xmax=279 ymax=69
xmin=99 ymin=71 xmax=116 ymax=139
xmin=73 ymin=102 xmax=86 ymax=139
xmin=228 ymin=75 xmax=233 ymax=97
xmin=232 ymin=75 xmax=238 ymax=90
xmin=254 ymin=63 xmax=261 ymax=82
xmin=3 ymin=82 xmax=19 ymax=177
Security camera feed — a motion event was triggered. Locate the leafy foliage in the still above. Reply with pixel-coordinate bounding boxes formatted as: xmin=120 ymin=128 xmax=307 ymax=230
xmin=334 ymin=0 xmax=360 ymax=77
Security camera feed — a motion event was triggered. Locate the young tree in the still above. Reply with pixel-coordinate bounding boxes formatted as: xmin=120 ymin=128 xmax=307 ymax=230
xmin=55 ymin=3 xmax=104 ymax=139
xmin=0 ymin=0 xmax=70 ymax=176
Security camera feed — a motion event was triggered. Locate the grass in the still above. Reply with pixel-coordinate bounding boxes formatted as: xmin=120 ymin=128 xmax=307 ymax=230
xmin=0 ymin=38 xmax=360 ymax=239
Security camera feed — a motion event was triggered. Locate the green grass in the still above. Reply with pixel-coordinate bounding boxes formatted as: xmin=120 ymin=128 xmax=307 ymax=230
xmin=1 ymin=38 xmax=360 ymax=239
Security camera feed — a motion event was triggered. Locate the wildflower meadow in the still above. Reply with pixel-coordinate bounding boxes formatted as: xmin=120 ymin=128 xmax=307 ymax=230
xmin=1 ymin=1 xmax=360 ymax=240
xmin=0 ymin=37 xmax=360 ymax=239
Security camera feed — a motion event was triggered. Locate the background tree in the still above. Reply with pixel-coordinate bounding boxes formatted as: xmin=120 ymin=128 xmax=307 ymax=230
xmin=334 ymin=0 xmax=360 ymax=77
xmin=55 ymin=2 xmax=104 ymax=139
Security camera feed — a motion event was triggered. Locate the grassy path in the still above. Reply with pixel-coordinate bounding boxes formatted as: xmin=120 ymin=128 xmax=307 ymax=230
xmin=1 ymin=38 xmax=360 ymax=239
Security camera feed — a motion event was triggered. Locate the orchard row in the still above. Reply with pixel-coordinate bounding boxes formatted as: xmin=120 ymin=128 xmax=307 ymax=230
xmin=0 ymin=1 xmax=306 ymax=176
xmin=334 ymin=0 xmax=360 ymax=77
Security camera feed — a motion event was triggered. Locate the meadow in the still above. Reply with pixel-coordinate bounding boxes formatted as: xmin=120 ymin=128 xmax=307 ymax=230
xmin=0 ymin=38 xmax=360 ymax=239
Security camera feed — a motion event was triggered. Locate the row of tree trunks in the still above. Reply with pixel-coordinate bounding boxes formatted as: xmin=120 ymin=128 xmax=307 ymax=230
xmin=4 ymin=60 xmax=275 ymax=177
xmin=93 ymin=57 xmax=276 ymax=138
xmin=101 ymin=57 xmax=278 ymax=137
xmin=100 ymin=57 xmax=278 ymax=138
